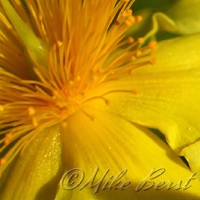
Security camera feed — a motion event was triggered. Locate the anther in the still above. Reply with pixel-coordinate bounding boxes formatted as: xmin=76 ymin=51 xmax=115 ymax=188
xmin=132 ymin=90 xmax=137 ymax=94
xmin=136 ymin=50 xmax=142 ymax=57
xmin=57 ymin=41 xmax=63 ymax=47
xmin=127 ymin=37 xmax=134 ymax=43
xmin=0 ymin=158 xmax=6 ymax=166
xmin=130 ymin=55 xmax=136 ymax=61
xmin=126 ymin=9 xmax=133 ymax=16
xmin=0 ymin=105 xmax=4 ymax=111
xmin=135 ymin=16 xmax=142 ymax=22
xmin=115 ymin=20 xmax=120 ymax=26
xmin=148 ymin=41 xmax=157 ymax=50
xmin=76 ymin=75 xmax=81 ymax=81
xmin=150 ymin=58 xmax=156 ymax=65
xmin=129 ymin=69 xmax=135 ymax=75
xmin=52 ymin=90 xmax=59 ymax=96
xmin=127 ymin=16 xmax=135 ymax=24
xmin=122 ymin=11 xmax=128 ymax=17
xmin=149 ymin=52 xmax=155 ymax=57
xmin=125 ymin=18 xmax=134 ymax=27
xmin=28 ymin=107 xmax=35 ymax=116
xmin=105 ymin=99 xmax=110 ymax=105
xmin=69 ymin=81 xmax=74 ymax=85
xmin=122 ymin=9 xmax=132 ymax=18
xmin=125 ymin=21 xmax=131 ymax=27
xmin=138 ymin=37 xmax=144 ymax=44
xmin=4 ymin=133 xmax=12 ymax=146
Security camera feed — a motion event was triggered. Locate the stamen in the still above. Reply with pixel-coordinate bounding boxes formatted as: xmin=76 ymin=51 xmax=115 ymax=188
xmin=83 ymin=89 xmax=137 ymax=107
xmin=4 ymin=133 xmax=12 ymax=146
xmin=125 ymin=16 xmax=136 ymax=26
xmin=84 ymin=96 xmax=110 ymax=105
xmin=1 ymin=0 xmax=50 ymax=76
xmin=81 ymin=109 xmax=94 ymax=121
xmin=32 ymin=117 xmax=38 ymax=127
xmin=0 ymin=0 xmax=156 ymax=177
xmin=102 ymin=89 xmax=137 ymax=96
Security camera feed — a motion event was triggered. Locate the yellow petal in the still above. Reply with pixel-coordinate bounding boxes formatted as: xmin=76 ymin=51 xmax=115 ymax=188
xmin=55 ymin=108 xmax=200 ymax=199
xmin=0 ymin=125 xmax=63 ymax=200
xmin=181 ymin=141 xmax=200 ymax=180
xmin=127 ymin=10 xmax=180 ymax=42
xmin=81 ymin=33 xmax=200 ymax=170
xmin=166 ymin=0 xmax=200 ymax=35
xmin=128 ymin=0 xmax=200 ymax=43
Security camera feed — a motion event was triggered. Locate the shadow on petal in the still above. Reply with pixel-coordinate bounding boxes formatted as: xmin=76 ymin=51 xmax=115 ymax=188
xmin=55 ymin=184 xmax=200 ymax=200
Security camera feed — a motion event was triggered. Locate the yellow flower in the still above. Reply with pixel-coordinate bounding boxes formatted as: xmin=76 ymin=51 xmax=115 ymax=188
xmin=0 ymin=0 xmax=200 ymax=200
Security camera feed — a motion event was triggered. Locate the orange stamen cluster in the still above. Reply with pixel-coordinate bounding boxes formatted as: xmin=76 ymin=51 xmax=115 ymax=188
xmin=0 ymin=0 xmax=157 ymax=173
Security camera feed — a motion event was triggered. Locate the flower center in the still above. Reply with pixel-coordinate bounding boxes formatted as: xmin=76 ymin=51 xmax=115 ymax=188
xmin=1 ymin=0 xmax=157 ymax=121
xmin=0 ymin=0 xmax=157 ymax=172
